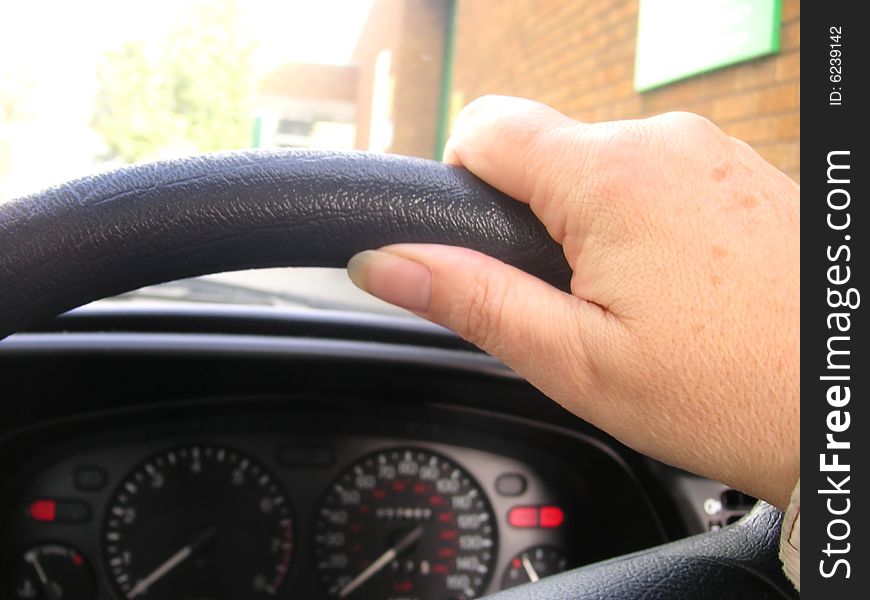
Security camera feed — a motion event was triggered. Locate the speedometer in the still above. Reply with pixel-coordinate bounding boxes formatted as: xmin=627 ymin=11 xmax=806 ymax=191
xmin=313 ymin=447 xmax=497 ymax=599
xmin=103 ymin=444 xmax=293 ymax=599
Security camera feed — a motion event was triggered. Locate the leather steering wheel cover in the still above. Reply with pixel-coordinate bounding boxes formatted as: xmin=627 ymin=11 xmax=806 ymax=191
xmin=0 ymin=151 xmax=570 ymax=338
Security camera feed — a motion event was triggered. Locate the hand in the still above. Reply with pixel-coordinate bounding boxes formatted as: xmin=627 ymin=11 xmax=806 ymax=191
xmin=347 ymin=96 xmax=799 ymax=510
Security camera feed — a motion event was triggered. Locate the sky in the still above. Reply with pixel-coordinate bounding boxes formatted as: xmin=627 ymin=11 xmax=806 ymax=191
xmin=1 ymin=0 xmax=375 ymax=72
xmin=0 ymin=0 xmax=375 ymax=201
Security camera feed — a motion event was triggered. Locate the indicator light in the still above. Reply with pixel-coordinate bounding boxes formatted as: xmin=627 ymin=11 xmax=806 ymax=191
xmin=508 ymin=505 xmax=565 ymax=528
xmin=28 ymin=499 xmax=56 ymax=522
xmin=508 ymin=506 xmax=538 ymax=528
xmin=540 ymin=506 xmax=565 ymax=528
xmin=28 ymin=499 xmax=92 ymax=524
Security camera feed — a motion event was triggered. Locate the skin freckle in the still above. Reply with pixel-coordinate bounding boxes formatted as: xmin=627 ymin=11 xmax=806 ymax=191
xmin=740 ymin=194 xmax=759 ymax=209
xmin=712 ymin=246 xmax=728 ymax=259
xmin=712 ymin=167 xmax=727 ymax=181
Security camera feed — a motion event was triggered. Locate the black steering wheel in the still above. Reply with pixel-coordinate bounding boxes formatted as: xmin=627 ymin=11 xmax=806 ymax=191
xmin=0 ymin=151 xmax=794 ymax=599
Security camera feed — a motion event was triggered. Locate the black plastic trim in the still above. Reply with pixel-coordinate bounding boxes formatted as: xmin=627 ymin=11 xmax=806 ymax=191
xmin=0 ymin=332 xmax=515 ymax=378
xmin=22 ymin=303 xmax=477 ymax=351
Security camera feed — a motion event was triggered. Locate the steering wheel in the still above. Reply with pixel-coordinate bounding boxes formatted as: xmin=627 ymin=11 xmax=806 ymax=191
xmin=0 ymin=151 xmax=794 ymax=599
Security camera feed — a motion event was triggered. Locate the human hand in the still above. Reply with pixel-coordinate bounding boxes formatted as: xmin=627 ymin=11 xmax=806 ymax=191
xmin=347 ymin=96 xmax=800 ymax=510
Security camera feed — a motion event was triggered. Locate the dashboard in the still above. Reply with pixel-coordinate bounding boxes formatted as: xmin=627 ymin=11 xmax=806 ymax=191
xmin=2 ymin=404 xmax=670 ymax=600
xmin=0 ymin=304 xmax=749 ymax=600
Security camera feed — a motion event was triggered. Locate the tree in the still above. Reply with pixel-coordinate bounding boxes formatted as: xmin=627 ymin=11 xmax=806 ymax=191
xmin=93 ymin=0 xmax=255 ymax=163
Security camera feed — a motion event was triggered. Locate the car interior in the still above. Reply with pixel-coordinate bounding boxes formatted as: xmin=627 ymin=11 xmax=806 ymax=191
xmin=1 ymin=1 xmax=800 ymax=598
xmin=0 ymin=152 xmax=796 ymax=599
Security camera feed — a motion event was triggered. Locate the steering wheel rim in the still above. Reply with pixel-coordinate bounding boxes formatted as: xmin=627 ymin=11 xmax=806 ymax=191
xmin=0 ymin=150 xmax=571 ymax=339
xmin=0 ymin=150 xmax=793 ymax=598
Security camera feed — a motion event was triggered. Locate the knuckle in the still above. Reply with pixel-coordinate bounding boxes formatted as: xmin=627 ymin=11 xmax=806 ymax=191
xmin=458 ymin=94 xmax=498 ymax=119
xmin=450 ymin=95 xmax=501 ymax=136
xmin=652 ymin=111 xmax=723 ymax=140
xmin=457 ymin=272 xmax=509 ymax=350
xmin=729 ymin=135 xmax=754 ymax=153
xmin=457 ymin=94 xmax=544 ymax=127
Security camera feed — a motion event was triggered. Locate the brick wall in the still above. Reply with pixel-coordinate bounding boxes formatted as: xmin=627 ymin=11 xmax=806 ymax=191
xmin=391 ymin=0 xmax=450 ymax=158
xmin=353 ymin=0 xmax=448 ymax=158
xmin=451 ymin=0 xmax=800 ymax=182
xmin=352 ymin=0 xmax=403 ymax=152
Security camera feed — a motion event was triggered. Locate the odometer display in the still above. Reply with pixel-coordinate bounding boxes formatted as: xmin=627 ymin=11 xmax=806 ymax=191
xmin=103 ymin=444 xmax=293 ymax=599
xmin=313 ymin=448 xmax=497 ymax=599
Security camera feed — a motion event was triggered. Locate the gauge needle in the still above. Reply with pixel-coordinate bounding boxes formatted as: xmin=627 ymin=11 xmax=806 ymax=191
xmin=338 ymin=525 xmax=424 ymax=598
xmin=25 ymin=552 xmax=59 ymax=600
xmin=521 ymin=555 xmax=540 ymax=583
xmin=127 ymin=525 xmax=218 ymax=599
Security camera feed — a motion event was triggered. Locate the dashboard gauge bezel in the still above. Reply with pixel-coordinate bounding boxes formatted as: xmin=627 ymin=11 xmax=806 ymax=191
xmin=312 ymin=446 xmax=499 ymax=599
xmin=101 ymin=443 xmax=294 ymax=600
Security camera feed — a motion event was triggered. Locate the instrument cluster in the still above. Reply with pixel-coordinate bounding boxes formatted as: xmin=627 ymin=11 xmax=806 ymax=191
xmin=2 ymin=409 xmax=636 ymax=600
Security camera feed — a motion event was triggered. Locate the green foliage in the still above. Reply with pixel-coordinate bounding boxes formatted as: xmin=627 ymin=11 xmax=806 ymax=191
xmin=93 ymin=0 xmax=255 ymax=163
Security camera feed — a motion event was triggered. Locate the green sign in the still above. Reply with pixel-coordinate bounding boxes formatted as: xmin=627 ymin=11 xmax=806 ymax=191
xmin=634 ymin=0 xmax=782 ymax=91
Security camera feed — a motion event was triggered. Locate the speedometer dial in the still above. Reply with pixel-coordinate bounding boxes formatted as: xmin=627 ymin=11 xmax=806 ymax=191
xmin=313 ymin=447 xmax=497 ymax=599
xmin=103 ymin=444 xmax=293 ymax=599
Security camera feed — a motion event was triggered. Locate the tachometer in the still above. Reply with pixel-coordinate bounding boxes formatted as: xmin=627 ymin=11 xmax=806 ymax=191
xmin=103 ymin=444 xmax=293 ymax=599
xmin=313 ymin=447 xmax=497 ymax=599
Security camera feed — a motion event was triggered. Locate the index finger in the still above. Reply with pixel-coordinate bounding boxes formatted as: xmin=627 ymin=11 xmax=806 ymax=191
xmin=443 ymin=95 xmax=595 ymax=241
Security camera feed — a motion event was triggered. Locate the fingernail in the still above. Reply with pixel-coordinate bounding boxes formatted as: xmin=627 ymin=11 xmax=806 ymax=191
xmin=347 ymin=250 xmax=432 ymax=312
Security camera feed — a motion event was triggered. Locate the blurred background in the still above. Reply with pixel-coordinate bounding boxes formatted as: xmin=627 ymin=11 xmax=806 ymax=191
xmin=1 ymin=0 xmax=800 ymax=205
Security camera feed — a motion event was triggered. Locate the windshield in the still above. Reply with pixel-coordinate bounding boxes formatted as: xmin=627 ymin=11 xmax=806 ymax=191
xmin=1 ymin=0 xmax=799 ymax=315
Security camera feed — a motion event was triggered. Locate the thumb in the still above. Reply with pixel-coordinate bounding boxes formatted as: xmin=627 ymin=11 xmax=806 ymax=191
xmin=347 ymin=243 xmax=610 ymax=400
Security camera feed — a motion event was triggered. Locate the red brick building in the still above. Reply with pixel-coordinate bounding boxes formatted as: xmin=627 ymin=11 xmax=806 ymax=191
xmin=353 ymin=0 xmax=800 ymax=182
xmin=352 ymin=0 xmax=451 ymax=157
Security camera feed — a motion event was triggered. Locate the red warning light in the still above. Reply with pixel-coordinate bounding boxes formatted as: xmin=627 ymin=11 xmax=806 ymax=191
xmin=28 ymin=499 xmax=56 ymax=522
xmin=540 ymin=505 xmax=565 ymax=528
xmin=508 ymin=505 xmax=564 ymax=528
xmin=507 ymin=506 xmax=538 ymax=528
